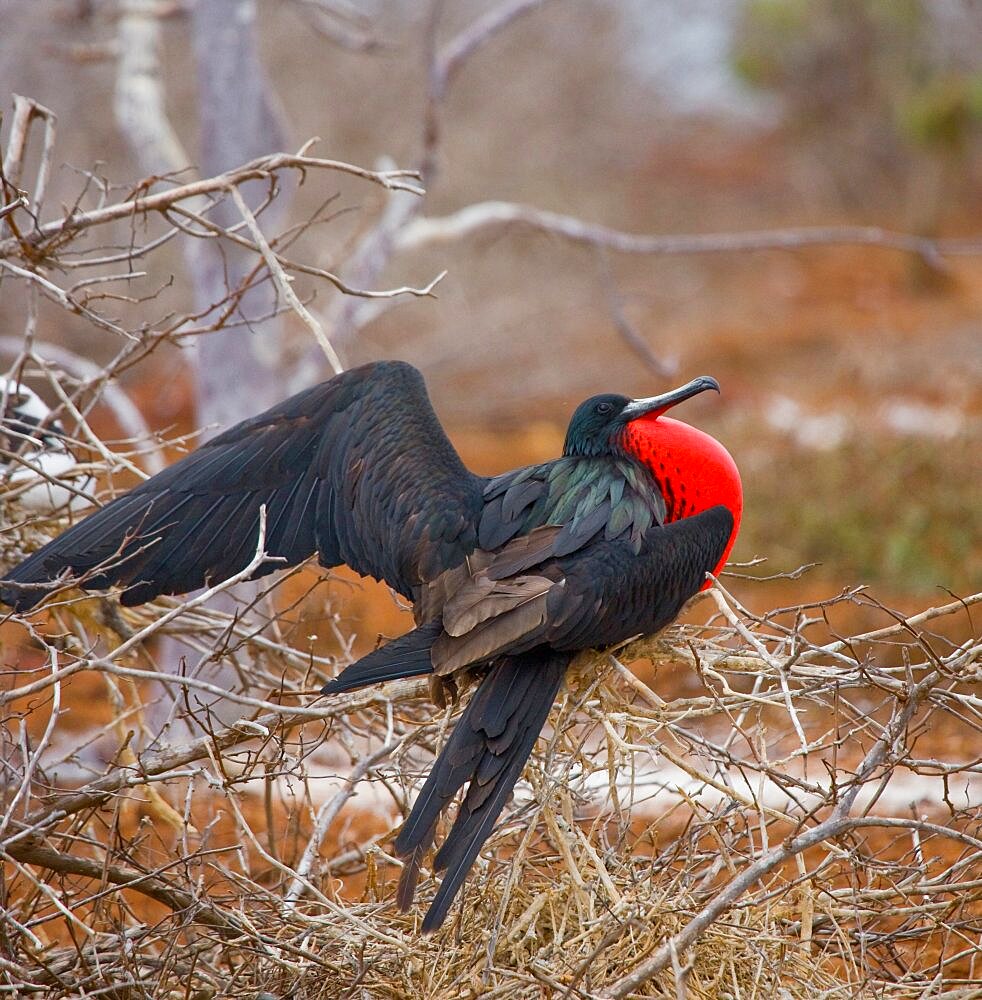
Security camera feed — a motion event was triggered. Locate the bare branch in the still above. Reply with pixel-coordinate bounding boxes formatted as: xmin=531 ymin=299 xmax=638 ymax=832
xmin=436 ymin=0 xmax=555 ymax=91
xmin=395 ymin=200 xmax=977 ymax=267
xmin=289 ymin=0 xmax=391 ymax=52
xmin=0 ymin=150 xmax=423 ymax=261
xmin=283 ymin=737 xmax=400 ymax=905
xmin=1 ymin=95 xmax=57 ymax=222
xmin=0 ymin=336 xmax=166 ymax=474
xmin=0 ymin=259 xmax=136 ymax=340
xmin=231 ymin=184 xmax=344 ymax=374
xmin=2 ymin=836 xmax=245 ymax=935
xmin=603 ymin=667 xmax=938 ymax=998
xmin=595 ymin=249 xmax=677 ymax=377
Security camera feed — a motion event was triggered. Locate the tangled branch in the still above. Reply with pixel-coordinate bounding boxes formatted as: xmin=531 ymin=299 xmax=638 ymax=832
xmin=3 ymin=468 xmax=979 ymax=996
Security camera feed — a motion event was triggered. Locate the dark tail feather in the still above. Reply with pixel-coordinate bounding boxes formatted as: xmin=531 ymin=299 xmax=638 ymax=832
xmin=395 ymin=831 xmax=435 ymax=912
xmin=321 ymin=621 xmax=441 ymax=695
xmin=393 ymin=649 xmax=569 ymax=933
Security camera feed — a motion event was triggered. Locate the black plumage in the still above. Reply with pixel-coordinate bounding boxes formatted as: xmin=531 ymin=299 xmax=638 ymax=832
xmin=1 ymin=360 xmax=738 ymax=931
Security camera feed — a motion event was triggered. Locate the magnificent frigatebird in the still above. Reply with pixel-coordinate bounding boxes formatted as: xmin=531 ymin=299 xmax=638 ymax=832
xmin=1 ymin=361 xmax=742 ymax=931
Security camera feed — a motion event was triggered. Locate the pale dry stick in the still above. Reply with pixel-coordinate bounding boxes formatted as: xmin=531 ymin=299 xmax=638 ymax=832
xmin=1 ymin=508 xmax=278 ymax=705
xmin=820 ymin=871 xmax=982 ymax=904
xmin=665 ymin=592 xmax=976 ymax=697
xmin=141 ymin=598 xmax=341 ymax=672
xmin=290 ymin=0 xmax=388 ymax=52
xmin=167 ymin=196 xmax=447 ymax=301
xmin=803 ymin=591 xmax=982 ymax=661
xmin=55 ymin=225 xmax=181 ymax=269
xmin=283 ymin=737 xmax=401 ymax=905
xmin=608 ymin=657 xmax=798 ymax=823
xmin=755 ymin=727 xmax=771 ymax=855
xmin=230 ymin=184 xmax=344 ymax=375
xmin=101 ymin=672 xmax=189 ymax=833
xmin=74 ymin=649 xmax=345 ymax=719
xmin=669 ymin=938 xmax=688 ymax=1000
xmin=684 ymin=657 xmax=781 ymax=710
xmin=543 ymin=807 xmax=591 ymax=921
xmin=421 ymin=0 xmax=556 ymax=184
xmin=306 ymin=158 xmax=424 ymax=363
xmin=395 ymin=201 xmax=972 ymax=267
xmin=0 ymin=447 xmax=96 ymax=508
xmin=667 ymin=720 xmax=831 ymax=799
xmin=215 ymin=759 xmax=412 ymax=952
xmin=0 ymin=916 xmax=43 ymax=954
xmin=602 ymin=668 xmax=939 ymax=999
xmin=0 ymin=195 xmax=27 ymax=222
xmin=1 ymin=96 xmax=57 ymax=216
xmin=596 ymin=247 xmax=677 ymax=377
xmin=2 ymin=852 xmax=96 ymax=940
xmin=0 ymin=150 xmax=423 ymax=259
xmin=838 ymin=816 xmax=982 ymax=855
xmin=0 ymin=647 xmax=60 ymax=839
xmin=0 ymin=640 xmax=424 ymax=741
xmin=707 ymin=584 xmax=809 ymax=752
xmin=655 ymin=734 xmax=798 ymax=826
xmin=572 ymin=823 xmax=623 ymax=909
xmin=1 ymin=836 xmax=246 ymax=936
xmin=436 ymin=0 xmax=556 ymax=90
xmin=43 ymin=370 xmax=157 ymax=481
xmin=0 ymin=260 xmax=134 ymax=341
xmin=623 ymin=633 xmax=767 ymax=677
xmin=19 ymin=581 xmax=374 ymax=715
xmin=18 ymin=100 xmax=55 ymax=218
xmin=611 ymin=655 xmax=859 ymax=852
xmin=6 ymin=673 xmax=431 ymax=845
xmin=67 ymin=269 xmax=150 ymax=298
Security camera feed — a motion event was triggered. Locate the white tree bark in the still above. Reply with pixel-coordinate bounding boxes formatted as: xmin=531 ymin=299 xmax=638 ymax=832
xmin=190 ymin=0 xmax=290 ymax=431
xmin=113 ymin=0 xmax=293 ymax=735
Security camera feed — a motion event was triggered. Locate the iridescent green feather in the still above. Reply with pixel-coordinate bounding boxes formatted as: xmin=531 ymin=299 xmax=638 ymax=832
xmin=481 ymin=456 xmax=665 ymax=557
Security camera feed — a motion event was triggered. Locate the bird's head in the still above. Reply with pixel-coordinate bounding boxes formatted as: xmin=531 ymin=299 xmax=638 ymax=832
xmin=565 ymin=376 xmax=742 ymax=584
xmin=563 ymin=376 xmax=721 ymax=459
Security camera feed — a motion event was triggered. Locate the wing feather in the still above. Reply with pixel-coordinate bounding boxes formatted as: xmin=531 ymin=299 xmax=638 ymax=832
xmin=2 ymin=362 xmax=485 ymax=610
xmin=422 ymin=505 xmax=734 ymax=677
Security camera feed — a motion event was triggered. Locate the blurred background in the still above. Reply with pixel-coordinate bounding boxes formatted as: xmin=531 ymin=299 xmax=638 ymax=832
xmin=2 ymin=9 xmax=982 ymax=988
xmin=2 ymin=0 xmax=980 ymax=608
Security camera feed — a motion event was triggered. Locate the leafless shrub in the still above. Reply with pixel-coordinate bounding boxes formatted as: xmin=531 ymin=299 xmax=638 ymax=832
xmin=2 ymin=446 xmax=979 ymax=997
xmin=2 ymin=28 xmax=981 ymax=990
xmin=2 ymin=323 xmax=980 ymax=991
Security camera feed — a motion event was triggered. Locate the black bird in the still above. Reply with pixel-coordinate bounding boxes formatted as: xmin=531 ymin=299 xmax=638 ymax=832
xmin=1 ymin=361 xmax=742 ymax=931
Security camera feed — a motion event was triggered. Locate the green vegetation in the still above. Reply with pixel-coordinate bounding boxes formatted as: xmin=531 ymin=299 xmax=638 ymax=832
xmin=744 ymin=435 xmax=980 ymax=593
xmin=734 ymin=0 xmax=982 ymax=157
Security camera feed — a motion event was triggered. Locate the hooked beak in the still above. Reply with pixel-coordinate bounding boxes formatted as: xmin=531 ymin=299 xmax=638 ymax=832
xmin=620 ymin=375 xmax=721 ymax=421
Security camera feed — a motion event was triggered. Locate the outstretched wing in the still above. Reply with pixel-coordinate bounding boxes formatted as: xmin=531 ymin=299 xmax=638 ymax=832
xmin=431 ymin=505 xmax=735 ymax=672
xmin=2 ymin=362 xmax=485 ymax=610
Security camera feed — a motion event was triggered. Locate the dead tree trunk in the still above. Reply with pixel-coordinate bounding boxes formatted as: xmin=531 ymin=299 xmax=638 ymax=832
xmin=190 ymin=0 xmax=289 ymax=431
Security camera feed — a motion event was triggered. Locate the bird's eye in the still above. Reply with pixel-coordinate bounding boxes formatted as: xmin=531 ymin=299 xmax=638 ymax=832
xmin=595 ymin=401 xmax=613 ymax=415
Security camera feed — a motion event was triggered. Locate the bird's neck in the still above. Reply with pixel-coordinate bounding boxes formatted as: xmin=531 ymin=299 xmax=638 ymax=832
xmin=619 ymin=415 xmax=743 ymax=582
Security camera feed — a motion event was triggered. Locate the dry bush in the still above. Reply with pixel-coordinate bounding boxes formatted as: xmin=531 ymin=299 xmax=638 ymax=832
xmin=2 ymin=85 xmax=981 ymax=1000
xmin=2 ymin=462 xmax=980 ymax=998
